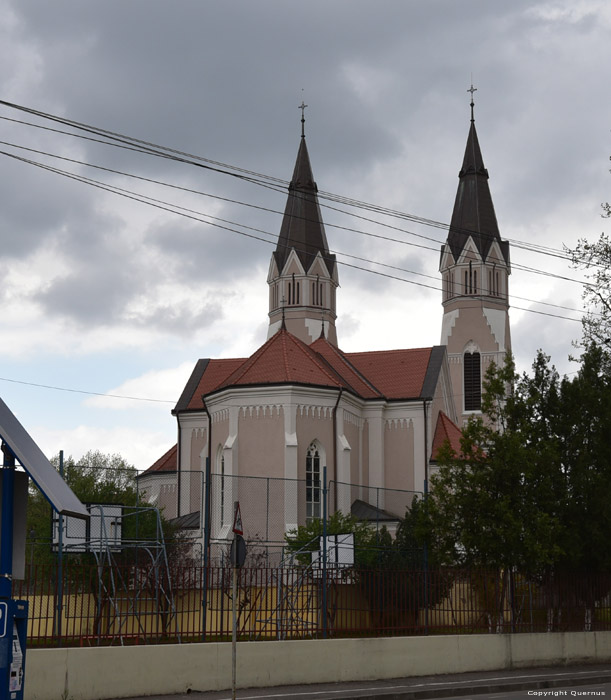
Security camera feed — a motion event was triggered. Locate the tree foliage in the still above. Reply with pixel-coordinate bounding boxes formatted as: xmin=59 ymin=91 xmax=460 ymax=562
xmin=285 ymin=500 xmax=452 ymax=630
xmin=26 ymin=450 xmax=182 ymax=567
xmin=427 ymin=346 xmax=611 ymax=576
xmin=568 ymin=197 xmax=611 ymax=346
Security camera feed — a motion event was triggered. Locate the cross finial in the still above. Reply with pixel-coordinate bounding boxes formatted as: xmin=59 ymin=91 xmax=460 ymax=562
xmin=299 ymin=99 xmax=308 ymax=138
xmin=467 ymin=83 xmax=477 ymax=123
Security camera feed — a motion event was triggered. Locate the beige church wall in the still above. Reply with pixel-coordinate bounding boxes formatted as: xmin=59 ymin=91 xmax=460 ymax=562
xmin=383 ymin=417 xmax=416 ymax=518
xmin=361 ymin=420 xmax=369 ymax=490
xmin=236 ymin=406 xmax=286 ymax=543
xmin=190 ymin=426 xmax=208 ymax=471
xmin=210 ymin=415 xmax=230 ymax=471
xmin=344 ymin=413 xmax=362 ymax=502
xmin=445 ymin=303 xmax=502 ymax=354
xmin=296 ymin=407 xmax=335 ymax=479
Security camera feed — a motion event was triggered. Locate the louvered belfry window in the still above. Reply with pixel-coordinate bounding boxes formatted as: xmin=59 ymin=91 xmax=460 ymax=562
xmin=464 ymin=352 xmax=482 ymax=411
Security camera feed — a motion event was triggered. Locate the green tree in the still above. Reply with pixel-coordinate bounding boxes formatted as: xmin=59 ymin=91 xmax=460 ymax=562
xmin=426 ymin=353 xmax=564 ymax=575
xmin=26 ymin=450 xmax=178 ymax=567
xmin=284 ymin=510 xmax=382 ymax=568
xmin=568 ymin=232 xmax=611 ymax=347
xmin=555 ymin=343 xmax=611 ymax=573
xmin=285 ymin=503 xmax=452 ymax=633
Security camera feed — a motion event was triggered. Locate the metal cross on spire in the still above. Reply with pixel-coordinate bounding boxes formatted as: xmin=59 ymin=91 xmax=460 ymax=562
xmin=299 ymin=99 xmax=308 ymax=138
xmin=468 ymin=83 xmax=477 ymax=122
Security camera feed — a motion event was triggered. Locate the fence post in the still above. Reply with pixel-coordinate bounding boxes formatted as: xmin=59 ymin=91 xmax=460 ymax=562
xmin=202 ymin=458 xmax=211 ymax=641
xmin=321 ymin=466 xmax=328 ymax=639
xmin=54 ymin=450 xmax=64 ymax=643
xmin=423 ymin=478 xmax=429 ymax=635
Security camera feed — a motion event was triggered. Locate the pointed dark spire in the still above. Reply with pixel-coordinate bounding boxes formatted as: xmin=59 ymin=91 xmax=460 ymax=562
xmin=273 ymin=114 xmax=335 ymax=275
xmin=446 ymin=92 xmax=509 ymax=264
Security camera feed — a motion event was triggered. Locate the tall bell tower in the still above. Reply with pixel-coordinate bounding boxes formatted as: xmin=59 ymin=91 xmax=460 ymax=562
xmin=440 ymin=87 xmax=511 ymax=425
xmin=267 ymin=103 xmax=339 ymax=346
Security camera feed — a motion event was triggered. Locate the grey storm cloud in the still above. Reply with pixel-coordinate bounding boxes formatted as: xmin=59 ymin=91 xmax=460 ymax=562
xmin=0 ymin=0 xmax=609 ymax=352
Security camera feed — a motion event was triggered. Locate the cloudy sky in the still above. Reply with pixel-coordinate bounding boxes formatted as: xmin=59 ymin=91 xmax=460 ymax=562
xmin=0 ymin=1 xmax=609 ymax=471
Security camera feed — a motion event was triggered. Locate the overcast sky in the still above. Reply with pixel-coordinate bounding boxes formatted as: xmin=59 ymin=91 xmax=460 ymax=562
xmin=1 ymin=1 xmax=609 ymax=471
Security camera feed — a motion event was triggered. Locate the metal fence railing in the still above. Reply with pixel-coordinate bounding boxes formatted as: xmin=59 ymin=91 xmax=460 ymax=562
xmin=14 ymin=563 xmax=611 ymax=647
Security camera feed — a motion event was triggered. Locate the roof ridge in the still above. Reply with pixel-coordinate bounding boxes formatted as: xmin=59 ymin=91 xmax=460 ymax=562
xmin=313 ymin=338 xmax=383 ymax=397
xmin=284 ymin=331 xmax=344 ymax=387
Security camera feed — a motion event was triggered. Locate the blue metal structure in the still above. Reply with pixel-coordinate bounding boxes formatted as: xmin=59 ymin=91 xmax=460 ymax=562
xmin=0 ymin=398 xmax=88 ymax=700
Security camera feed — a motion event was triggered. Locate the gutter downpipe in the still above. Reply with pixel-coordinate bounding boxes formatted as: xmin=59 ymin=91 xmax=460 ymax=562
xmin=332 ymin=387 xmax=343 ymax=513
xmin=202 ymin=399 xmax=213 ymax=641
xmin=422 ymin=397 xmax=430 ymax=635
xmin=175 ymin=412 xmax=182 ymax=519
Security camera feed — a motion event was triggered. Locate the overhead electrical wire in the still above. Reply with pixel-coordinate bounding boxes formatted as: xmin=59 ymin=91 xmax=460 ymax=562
xmin=0 ymin=100 xmax=584 ymax=268
xmin=0 ymin=101 xmax=597 ymax=408
xmin=0 ymin=146 xmax=590 ymax=321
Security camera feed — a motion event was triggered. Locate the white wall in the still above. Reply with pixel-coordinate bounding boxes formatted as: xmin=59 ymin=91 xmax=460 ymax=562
xmin=26 ymin=632 xmax=611 ymax=700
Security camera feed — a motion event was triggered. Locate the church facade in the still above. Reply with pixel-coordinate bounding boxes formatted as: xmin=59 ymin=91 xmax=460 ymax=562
xmin=139 ymin=99 xmax=510 ymax=543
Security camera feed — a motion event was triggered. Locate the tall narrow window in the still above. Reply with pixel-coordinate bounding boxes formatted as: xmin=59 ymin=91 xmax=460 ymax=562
xmin=306 ymin=442 xmax=321 ymax=522
xmin=220 ymin=454 xmax=226 ymax=525
xmin=464 ymin=352 xmax=482 ymax=411
xmin=473 ymin=269 xmax=477 ymax=294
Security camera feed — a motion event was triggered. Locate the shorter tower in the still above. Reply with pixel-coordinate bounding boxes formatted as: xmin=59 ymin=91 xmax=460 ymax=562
xmin=267 ymin=105 xmax=339 ymax=346
xmin=440 ymin=89 xmax=511 ymax=425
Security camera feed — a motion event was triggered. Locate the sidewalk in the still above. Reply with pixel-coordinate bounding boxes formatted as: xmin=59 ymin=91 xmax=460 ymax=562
xmin=109 ymin=664 xmax=611 ymax=700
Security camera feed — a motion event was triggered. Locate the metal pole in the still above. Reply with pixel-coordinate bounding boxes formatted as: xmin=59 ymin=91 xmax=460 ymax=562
xmin=0 ymin=443 xmax=15 ymax=601
xmin=54 ymin=450 xmax=64 ymax=641
xmin=321 ymin=466 xmax=327 ymax=639
xmin=231 ymin=500 xmax=238 ymax=700
xmin=202 ymin=458 xmax=210 ymax=642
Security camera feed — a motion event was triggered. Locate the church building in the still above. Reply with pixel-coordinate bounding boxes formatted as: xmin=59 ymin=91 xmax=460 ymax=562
xmin=139 ymin=95 xmax=511 ymax=544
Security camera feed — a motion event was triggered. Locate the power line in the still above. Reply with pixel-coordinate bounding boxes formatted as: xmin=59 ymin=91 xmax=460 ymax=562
xmin=0 ymin=100 xmax=585 ymax=269
xmin=0 ymin=376 xmax=175 ymax=404
xmin=1 ymin=146 xmax=590 ymax=321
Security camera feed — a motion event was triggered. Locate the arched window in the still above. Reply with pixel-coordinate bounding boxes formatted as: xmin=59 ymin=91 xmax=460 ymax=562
xmin=306 ymin=442 xmax=322 ymax=522
xmin=464 ymin=352 xmax=482 ymax=411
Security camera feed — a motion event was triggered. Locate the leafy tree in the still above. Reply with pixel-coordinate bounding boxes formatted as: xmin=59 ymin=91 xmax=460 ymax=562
xmin=26 ymin=450 xmax=182 ymax=567
xmin=555 ymin=343 xmax=611 ymax=573
xmin=565 ymin=155 xmax=610 ymax=344
xmin=285 ymin=503 xmax=452 ymax=633
xmin=284 ymin=510 xmax=382 ymax=568
xmin=427 ymin=346 xmax=611 ymax=630
xmin=426 ymin=353 xmax=564 ymax=575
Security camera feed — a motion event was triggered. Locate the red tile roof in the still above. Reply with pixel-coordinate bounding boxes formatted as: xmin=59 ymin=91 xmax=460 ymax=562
xmin=346 ymin=347 xmax=432 ymax=399
xmin=216 ymin=329 xmax=345 ymax=392
xmin=185 ymin=358 xmax=245 ymax=410
xmin=431 ymin=411 xmax=462 ymax=460
xmin=139 ymin=443 xmax=177 ymax=476
xmin=175 ymin=331 xmax=441 ymax=411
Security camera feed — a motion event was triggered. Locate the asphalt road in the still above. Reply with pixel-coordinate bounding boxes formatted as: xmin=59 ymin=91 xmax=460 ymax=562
xmin=107 ymin=664 xmax=611 ymax=700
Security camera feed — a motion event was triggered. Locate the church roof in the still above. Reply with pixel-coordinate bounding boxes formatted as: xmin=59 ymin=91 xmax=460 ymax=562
xmin=431 ymin=411 xmax=463 ymax=461
xmin=346 ymin=347 xmax=435 ymax=400
xmin=445 ymin=114 xmax=510 ymax=265
xmin=273 ymin=136 xmax=336 ymax=276
xmin=174 ymin=330 xmax=448 ymax=411
xmin=138 ymin=443 xmax=177 ymax=477
xmin=173 ymin=357 xmax=246 ymax=413
xmin=214 ymin=329 xmax=347 ymax=392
